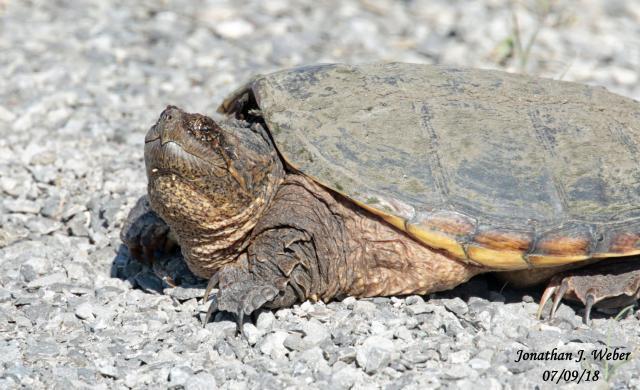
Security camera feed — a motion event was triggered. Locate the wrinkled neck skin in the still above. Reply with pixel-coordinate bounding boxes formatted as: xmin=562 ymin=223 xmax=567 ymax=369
xmin=145 ymin=110 xmax=284 ymax=278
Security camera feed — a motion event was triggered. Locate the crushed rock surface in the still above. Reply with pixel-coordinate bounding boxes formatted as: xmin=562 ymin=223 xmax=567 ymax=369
xmin=1 ymin=0 xmax=639 ymax=388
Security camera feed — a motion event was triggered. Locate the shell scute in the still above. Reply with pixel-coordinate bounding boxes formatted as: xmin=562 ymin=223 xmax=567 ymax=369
xmin=219 ymin=63 xmax=640 ymax=269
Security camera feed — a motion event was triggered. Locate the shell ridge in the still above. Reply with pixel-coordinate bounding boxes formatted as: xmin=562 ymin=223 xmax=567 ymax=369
xmin=527 ymin=108 xmax=570 ymax=216
xmin=414 ymin=101 xmax=449 ymax=204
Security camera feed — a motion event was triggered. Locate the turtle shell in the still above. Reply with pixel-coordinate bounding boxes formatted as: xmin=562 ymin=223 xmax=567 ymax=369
xmin=218 ymin=63 xmax=640 ymax=270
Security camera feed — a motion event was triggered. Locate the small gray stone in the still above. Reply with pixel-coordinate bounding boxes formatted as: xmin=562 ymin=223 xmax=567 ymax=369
xmin=164 ymin=286 xmax=205 ymax=301
xmin=41 ymin=194 xmax=65 ymax=219
xmin=443 ymin=297 xmax=469 ymax=317
xmin=256 ymin=310 xmax=275 ymax=331
xmin=325 ymin=346 xmax=357 ymax=365
xmin=74 ymin=302 xmax=95 ymax=320
xmin=3 ymin=364 xmax=32 ymax=383
xmin=405 ymin=295 xmax=424 ymax=305
xmin=0 ymin=176 xmax=18 ymax=196
xmin=448 ymin=350 xmax=471 ymax=364
xmin=20 ymin=263 xmax=38 ymax=283
xmin=341 ymin=296 xmax=356 ymax=308
xmin=186 ymin=372 xmax=217 ymax=390
xmin=214 ymin=19 xmax=255 ymax=39
xmin=169 ymin=366 xmax=194 ymax=386
xmin=0 ymin=289 xmax=12 ymax=303
xmin=302 ymin=319 xmax=330 ymax=345
xmin=95 ymin=359 xmax=118 ymax=379
xmin=3 ymin=198 xmax=41 ymax=214
xmin=308 ymin=305 xmax=334 ymax=322
xmin=283 ymin=333 xmax=311 ymax=352
xmin=31 ymin=165 xmax=57 ymax=184
xmin=26 ymin=216 xmax=62 ymax=235
xmin=242 ymin=323 xmax=262 ymax=346
xmin=0 ymin=105 xmax=16 ymax=122
xmin=124 ymin=371 xmax=151 ymax=388
xmin=259 ymin=331 xmax=289 ymax=360
xmin=372 ymin=297 xmax=390 ymax=304
xmin=0 ymin=226 xmax=29 ymax=247
xmin=67 ymin=212 xmax=90 ymax=237
xmin=0 ymin=342 xmax=21 ymax=365
xmin=15 ymin=316 xmax=32 ymax=328
xmin=468 ymin=358 xmax=490 ymax=370
xmin=406 ymin=302 xmax=435 ymax=315
xmin=356 ymin=336 xmax=395 ymax=374
xmin=214 ymin=340 xmax=236 ymax=359
xmin=26 ymin=272 xmax=67 ymax=288
xmin=353 ymin=300 xmax=376 ymax=316
xmin=394 ymin=326 xmax=412 ymax=341
xmin=100 ymin=198 xmax=124 ymax=228
xmin=26 ymin=338 xmax=60 ymax=358
xmin=207 ymin=320 xmax=237 ymax=340
xmin=64 ymin=262 xmax=89 ymax=283
xmin=22 ymin=256 xmax=51 ymax=278
xmin=443 ymin=364 xmax=477 ymax=380
xmin=299 ymin=346 xmax=329 ymax=372
xmin=331 ymin=364 xmax=360 ymax=390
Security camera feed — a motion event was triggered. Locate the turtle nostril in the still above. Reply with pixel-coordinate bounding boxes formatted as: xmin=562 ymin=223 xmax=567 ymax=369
xmin=161 ymin=105 xmax=180 ymax=122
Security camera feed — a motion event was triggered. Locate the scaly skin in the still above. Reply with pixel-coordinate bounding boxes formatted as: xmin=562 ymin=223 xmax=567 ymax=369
xmin=122 ymin=106 xmax=640 ymax=331
xmin=137 ymin=106 xmax=484 ymax=329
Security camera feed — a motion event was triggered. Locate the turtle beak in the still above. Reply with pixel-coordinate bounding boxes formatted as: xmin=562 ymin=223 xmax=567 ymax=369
xmin=145 ymin=124 xmax=160 ymax=144
xmin=154 ymin=105 xmax=184 ymax=146
xmin=145 ymin=105 xmax=183 ymax=144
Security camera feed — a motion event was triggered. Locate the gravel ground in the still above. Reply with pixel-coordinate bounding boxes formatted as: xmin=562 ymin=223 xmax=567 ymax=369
xmin=1 ymin=0 xmax=640 ymax=389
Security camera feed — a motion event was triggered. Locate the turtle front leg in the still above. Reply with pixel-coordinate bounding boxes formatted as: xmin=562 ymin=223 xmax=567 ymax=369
xmin=201 ymin=175 xmax=486 ymax=333
xmin=202 ymin=178 xmax=348 ymax=333
xmin=121 ymin=195 xmax=177 ymax=265
xmin=537 ymin=258 xmax=640 ymax=324
xmin=202 ymin=228 xmax=321 ymax=334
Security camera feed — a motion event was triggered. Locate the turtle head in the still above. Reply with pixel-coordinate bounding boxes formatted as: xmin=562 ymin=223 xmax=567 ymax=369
xmin=143 ymin=106 xmax=283 ymax=273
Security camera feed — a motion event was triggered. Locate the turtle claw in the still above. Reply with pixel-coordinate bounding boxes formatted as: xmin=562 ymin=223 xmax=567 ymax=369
xmin=236 ymin=310 xmax=245 ymax=337
xmin=204 ymin=294 xmax=218 ymax=327
xmin=536 ymin=259 xmax=640 ymax=325
xmin=550 ymin=280 xmax=569 ymax=319
xmin=537 ymin=278 xmax=569 ymax=320
xmin=203 ymin=273 xmax=219 ymax=303
xmin=536 ymin=284 xmax=557 ymax=320
xmin=583 ymin=293 xmax=596 ymax=325
xmin=201 ymin=267 xmax=279 ymax=337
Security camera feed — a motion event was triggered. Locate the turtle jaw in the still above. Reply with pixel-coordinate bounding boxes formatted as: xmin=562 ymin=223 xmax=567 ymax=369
xmin=144 ymin=106 xmax=227 ymax=180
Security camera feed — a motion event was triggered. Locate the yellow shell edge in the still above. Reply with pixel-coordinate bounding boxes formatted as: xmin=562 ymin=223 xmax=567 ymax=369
xmin=466 ymin=245 xmax=528 ymax=269
xmin=405 ymin=224 xmax=467 ymax=259
xmin=527 ymin=254 xmax=590 ymax=267
xmin=590 ymin=249 xmax=640 ymax=259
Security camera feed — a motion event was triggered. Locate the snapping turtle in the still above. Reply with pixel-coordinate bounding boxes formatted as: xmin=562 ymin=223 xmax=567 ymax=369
xmin=123 ymin=63 xmax=640 ymax=329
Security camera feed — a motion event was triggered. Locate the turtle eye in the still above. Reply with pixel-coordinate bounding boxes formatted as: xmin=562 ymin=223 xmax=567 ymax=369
xmin=190 ymin=120 xmax=219 ymax=144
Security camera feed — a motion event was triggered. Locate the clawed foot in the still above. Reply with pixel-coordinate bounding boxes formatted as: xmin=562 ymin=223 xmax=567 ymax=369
xmin=202 ymin=267 xmax=279 ymax=336
xmin=537 ymin=259 xmax=640 ymax=325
